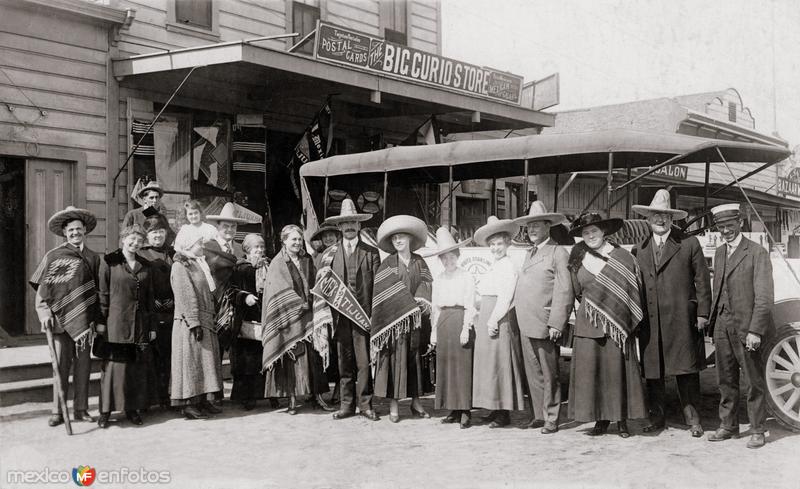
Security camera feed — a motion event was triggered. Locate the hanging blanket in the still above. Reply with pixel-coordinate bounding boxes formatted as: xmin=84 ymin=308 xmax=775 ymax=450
xmin=571 ymin=242 xmax=643 ymax=353
xmin=261 ymin=249 xmax=316 ymax=372
xmin=370 ymin=254 xmax=432 ymax=359
xmin=29 ymin=244 xmax=98 ymax=350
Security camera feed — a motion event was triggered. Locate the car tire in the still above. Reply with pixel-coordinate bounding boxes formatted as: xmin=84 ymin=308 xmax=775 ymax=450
xmin=762 ymin=324 xmax=800 ymax=432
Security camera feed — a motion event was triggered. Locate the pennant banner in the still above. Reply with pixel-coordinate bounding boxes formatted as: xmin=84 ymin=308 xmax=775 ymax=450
xmin=311 ymin=268 xmax=371 ymax=333
xmin=285 ymin=102 xmax=332 ymax=199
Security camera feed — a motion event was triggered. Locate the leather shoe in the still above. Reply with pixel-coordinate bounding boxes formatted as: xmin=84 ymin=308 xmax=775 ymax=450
xmin=183 ymin=406 xmax=208 ymax=420
xmin=618 ymin=421 xmax=630 ymax=438
xmin=202 ymin=402 xmax=222 ymax=415
xmin=97 ymin=413 xmax=110 ymax=429
xmin=746 ymin=433 xmax=766 ymax=449
xmin=73 ymin=410 xmax=92 ymax=422
xmin=313 ymin=395 xmax=337 ymax=412
xmin=643 ymin=421 xmax=666 ymax=433
xmin=332 ymin=410 xmax=355 ymax=420
xmin=242 ymin=400 xmax=256 ymax=411
xmin=48 ymin=414 xmax=64 ymax=427
xmin=541 ymin=423 xmax=558 ymax=434
xmin=361 ymin=409 xmax=380 ymax=421
xmin=460 ymin=411 xmax=471 ymax=429
xmin=389 ymin=413 xmax=400 ymax=423
xmin=521 ymin=418 xmax=545 ymax=429
xmin=690 ymin=425 xmax=704 ymax=438
xmin=587 ymin=420 xmax=610 ymax=436
xmin=441 ymin=411 xmax=459 ymax=424
xmin=708 ymin=427 xmax=739 ymax=442
xmin=489 ymin=412 xmax=510 ymax=428
xmin=410 ymin=405 xmax=430 ymax=419
xmin=126 ymin=411 xmax=143 ymax=426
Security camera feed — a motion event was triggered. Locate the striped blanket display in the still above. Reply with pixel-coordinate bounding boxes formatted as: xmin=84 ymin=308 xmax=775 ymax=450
xmin=28 ymin=244 xmax=98 ymax=350
xmin=260 ymin=250 xmax=316 ymax=372
xmin=231 ymin=124 xmax=268 ymax=242
xmin=370 ymin=254 xmax=432 ymax=359
xmin=131 ymin=119 xmax=156 ymax=196
xmin=572 ymin=242 xmax=643 ymax=353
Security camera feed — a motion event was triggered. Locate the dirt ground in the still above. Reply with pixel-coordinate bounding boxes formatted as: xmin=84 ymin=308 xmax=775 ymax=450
xmin=1 ymin=366 xmax=798 ymax=489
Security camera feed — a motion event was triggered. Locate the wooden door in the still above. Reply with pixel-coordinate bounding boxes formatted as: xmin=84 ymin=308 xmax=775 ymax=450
xmin=25 ymin=159 xmax=74 ymax=334
xmin=456 ymin=196 xmax=487 ymax=239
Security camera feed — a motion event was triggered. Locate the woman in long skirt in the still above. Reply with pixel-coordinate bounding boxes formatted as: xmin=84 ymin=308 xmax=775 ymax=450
xmin=230 ymin=233 xmax=268 ymax=410
xmin=566 ymin=212 xmax=648 ymax=437
xmin=372 ymin=215 xmax=434 ymax=422
xmin=471 ymin=216 xmax=527 ymax=428
xmin=262 ymin=225 xmax=329 ymax=414
xmin=96 ymin=225 xmax=157 ymax=428
xmin=138 ymin=213 xmax=175 ymax=408
xmin=428 ymin=227 xmax=476 ymax=429
xmin=170 ymin=226 xmax=224 ymax=419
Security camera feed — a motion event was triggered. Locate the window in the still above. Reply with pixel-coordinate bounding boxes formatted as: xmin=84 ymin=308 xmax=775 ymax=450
xmin=176 ymin=0 xmax=212 ymax=30
xmin=292 ymin=2 xmax=320 ymax=55
xmin=381 ymin=0 xmax=407 ymax=45
xmin=728 ymin=102 xmax=737 ymax=123
xmin=167 ymin=0 xmax=218 ymax=40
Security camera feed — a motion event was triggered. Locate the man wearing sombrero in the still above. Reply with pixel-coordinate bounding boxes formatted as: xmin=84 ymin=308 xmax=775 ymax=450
xmin=706 ymin=203 xmax=773 ymax=449
xmin=631 ymin=189 xmax=711 ymax=438
xmin=123 ymin=180 xmax=168 ymax=230
xmin=319 ymin=199 xmax=381 ymax=421
xmin=29 ymin=206 xmax=102 ymax=427
xmin=512 ymin=201 xmax=574 ymax=434
xmin=203 ymin=203 xmax=258 ymax=409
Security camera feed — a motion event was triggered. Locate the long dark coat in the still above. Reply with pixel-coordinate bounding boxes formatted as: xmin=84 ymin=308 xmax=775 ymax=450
xmin=632 ymin=230 xmax=711 ymax=378
xmin=98 ymin=250 xmax=154 ymax=345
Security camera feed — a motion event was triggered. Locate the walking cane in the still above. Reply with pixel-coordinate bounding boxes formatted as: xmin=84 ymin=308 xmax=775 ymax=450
xmin=44 ymin=326 xmax=73 ymax=436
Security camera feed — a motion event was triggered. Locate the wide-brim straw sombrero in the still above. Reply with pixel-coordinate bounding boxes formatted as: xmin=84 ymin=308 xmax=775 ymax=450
xmin=421 ymin=227 xmax=471 ymax=257
xmin=376 ymin=215 xmax=428 ymax=253
xmin=325 ymin=198 xmax=371 ymax=224
xmin=513 ymin=200 xmax=566 ymax=226
xmin=473 ymin=216 xmax=519 ymax=246
xmin=136 ymin=180 xmax=164 ymax=198
xmin=631 ymin=189 xmax=688 ymax=220
xmin=47 ymin=206 xmax=97 ymax=236
xmin=569 ymin=212 xmax=623 ymax=237
xmin=205 ymin=202 xmax=248 ymax=224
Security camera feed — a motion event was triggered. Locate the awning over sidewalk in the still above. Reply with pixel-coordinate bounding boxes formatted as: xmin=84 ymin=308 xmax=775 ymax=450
xmin=112 ymin=41 xmax=554 ymax=136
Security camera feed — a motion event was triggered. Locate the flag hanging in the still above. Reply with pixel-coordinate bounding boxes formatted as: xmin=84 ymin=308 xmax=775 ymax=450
xmin=285 ymin=101 xmax=332 ymax=199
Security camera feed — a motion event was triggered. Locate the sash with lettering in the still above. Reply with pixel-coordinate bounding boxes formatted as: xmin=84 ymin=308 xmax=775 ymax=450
xmin=29 ymin=243 xmax=98 ymax=350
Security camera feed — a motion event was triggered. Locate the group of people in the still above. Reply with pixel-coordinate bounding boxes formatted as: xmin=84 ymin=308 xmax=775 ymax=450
xmin=31 ymin=182 xmax=774 ymax=448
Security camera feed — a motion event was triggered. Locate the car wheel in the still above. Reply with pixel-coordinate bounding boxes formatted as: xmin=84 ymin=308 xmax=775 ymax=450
xmin=762 ymin=324 xmax=800 ymax=432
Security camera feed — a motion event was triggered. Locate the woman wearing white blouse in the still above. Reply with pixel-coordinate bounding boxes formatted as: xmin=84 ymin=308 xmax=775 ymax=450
xmin=471 ymin=217 xmax=527 ymax=428
xmin=428 ymin=228 xmax=476 ymax=429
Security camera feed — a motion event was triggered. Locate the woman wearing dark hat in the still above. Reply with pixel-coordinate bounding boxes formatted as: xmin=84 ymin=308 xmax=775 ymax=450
xmin=230 ymin=233 xmax=269 ymax=410
xmin=372 ymin=215 xmax=434 ymax=422
xmin=425 ymin=227 xmax=475 ymax=429
xmin=96 ymin=225 xmax=157 ymax=428
xmin=566 ymin=212 xmax=648 ymax=437
xmin=471 ymin=216 xmax=526 ymax=428
xmin=139 ymin=214 xmax=176 ymax=408
xmin=310 ymin=222 xmax=341 ymax=265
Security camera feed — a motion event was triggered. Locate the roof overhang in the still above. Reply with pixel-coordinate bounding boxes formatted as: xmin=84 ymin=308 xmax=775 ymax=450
xmin=112 ymin=42 xmax=554 ymax=135
xmin=677 ymin=183 xmax=800 ymax=210
xmin=683 ymin=109 xmax=788 ymax=147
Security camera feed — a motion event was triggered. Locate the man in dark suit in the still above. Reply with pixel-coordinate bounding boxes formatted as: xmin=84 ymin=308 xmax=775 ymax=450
xmin=631 ymin=190 xmax=711 ymax=438
xmin=324 ymin=199 xmax=381 ymax=421
xmin=706 ymin=203 xmax=773 ymax=449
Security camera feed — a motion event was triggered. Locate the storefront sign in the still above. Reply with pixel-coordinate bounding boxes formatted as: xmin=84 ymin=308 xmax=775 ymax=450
xmin=778 ymin=176 xmax=800 ymax=198
xmin=636 ymin=164 xmax=689 ymax=181
xmin=314 ymin=21 xmax=523 ymax=105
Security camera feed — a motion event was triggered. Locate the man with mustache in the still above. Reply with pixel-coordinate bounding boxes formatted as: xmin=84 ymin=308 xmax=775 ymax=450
xmin=323 ymin=199 xmax=380 ymax=421
xmin=631 ymin=190 xmax=711 ymax=438
xmin=706 ymin=203 xmax=773 ymax=449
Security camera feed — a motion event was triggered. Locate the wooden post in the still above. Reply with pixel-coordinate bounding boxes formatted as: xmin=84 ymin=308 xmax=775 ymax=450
xmin=45 ymin=327 xmax=72 ymax=435
xmin=382 ymin=172 xmax=388 ymax=221
xmin=522 ymin=159 xmax=530 ymax=212
xmin=606 ymin=152 xmax=614 ymax=216
xmin=553 ymin=172 xmax=560 ymax=212
xmin=322 ymin=176 xmax=329 ymax=219
xmin=491 ymin=178 xmax=497 ymax=216
xmin=703 ymin=159 xmax=711 ymax=227
xmin=448 ymin=165 xmax=454 ymax=226
xmin=625 ymin=165 xmax=631 ymax=219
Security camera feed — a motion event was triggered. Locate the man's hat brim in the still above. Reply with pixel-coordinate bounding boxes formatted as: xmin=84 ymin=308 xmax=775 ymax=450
xmin=325 ymin=213 xmax=372 ymax=224
xmin=631 ymin=205 xmax=688 ymax=220
xmin=47 ymin=208 xmax=97 ymax=237
xmin=512 ymin=212 xmax=566 ymax=226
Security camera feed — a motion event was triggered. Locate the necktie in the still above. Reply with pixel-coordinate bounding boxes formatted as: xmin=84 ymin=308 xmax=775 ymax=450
xmin=346 ymin=242 xmax=354 ymax=257
xmin=656 ymin=239 xmax=664 ymax=264
xmin=224 ymin=242 xmax=232 ymax=254
xmin=529 ymin=245 xmax=538 ymax=259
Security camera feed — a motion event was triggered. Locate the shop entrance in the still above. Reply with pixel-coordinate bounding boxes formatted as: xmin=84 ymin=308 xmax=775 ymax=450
xmin=456 ymin=196 xmax=487 ymax=237
xmin=0 ymin=157 xmax=26 ymax=336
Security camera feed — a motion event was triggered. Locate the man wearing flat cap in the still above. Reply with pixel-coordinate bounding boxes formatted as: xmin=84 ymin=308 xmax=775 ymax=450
xmin=512 ymin=201 xmax=574 ymax=434
xmin=29 ymin=206 xmax=102 ymax=426
xmin=706 ymin=203 xmax=773 ymax=449
xmin=631 ymin=189 xmax=711 ymax=438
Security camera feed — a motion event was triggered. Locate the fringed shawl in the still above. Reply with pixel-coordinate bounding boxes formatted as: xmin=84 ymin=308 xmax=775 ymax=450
xmin=569 ymin=242 xmax=643 ymax=352
xmin=261 ymin=249 xmax=317 ymax=372
xmin=370 ymin=253 xmax=432 ymax=358
xmin=310 ymin=245 xmax=338 ymax=368
xmin=29 ymin=243 xmax=98 ymax=350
